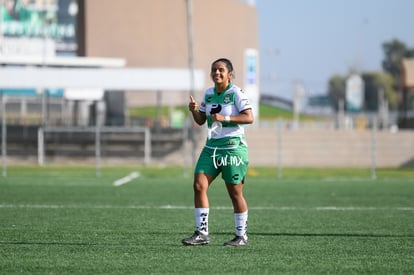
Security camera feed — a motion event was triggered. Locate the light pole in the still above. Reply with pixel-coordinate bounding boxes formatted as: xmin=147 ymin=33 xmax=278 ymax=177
xmin=186 ymin=0 xmax=196 ymax=167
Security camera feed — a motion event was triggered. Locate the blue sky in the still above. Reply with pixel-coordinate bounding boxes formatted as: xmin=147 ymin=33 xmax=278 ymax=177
xmin=256 ymin=0 xmax=414 ymax=99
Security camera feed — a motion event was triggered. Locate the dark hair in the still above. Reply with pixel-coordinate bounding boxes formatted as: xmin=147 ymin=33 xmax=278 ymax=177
xmin=211 ymin=58 xmax=234 ymax=73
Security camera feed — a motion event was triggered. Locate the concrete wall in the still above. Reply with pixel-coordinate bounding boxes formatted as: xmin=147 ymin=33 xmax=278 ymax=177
xmin=242 ymin=127 xmax=414 ymax=168
xmin=6 ymin=124 xmax=412 ymax=168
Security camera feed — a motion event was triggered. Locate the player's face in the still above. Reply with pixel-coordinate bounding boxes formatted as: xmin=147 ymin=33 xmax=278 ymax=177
xmin=211 ymin=61 xmax=232 ymax=86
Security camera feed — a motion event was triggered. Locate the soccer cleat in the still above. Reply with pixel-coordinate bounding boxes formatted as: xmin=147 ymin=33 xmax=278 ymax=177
xmin=223 ymin=235 xmax=248 ymax=246
xmin=182 ymin=231 xmax=210 ymax=246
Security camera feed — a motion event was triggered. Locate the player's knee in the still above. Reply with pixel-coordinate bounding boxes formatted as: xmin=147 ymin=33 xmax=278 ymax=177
xmin=193 ymin=180 xmax=207 ymax=193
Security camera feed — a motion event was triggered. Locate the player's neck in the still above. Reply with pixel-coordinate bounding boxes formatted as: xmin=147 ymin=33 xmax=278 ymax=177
xmin=215 ymin=82 xmax=232 ymax=94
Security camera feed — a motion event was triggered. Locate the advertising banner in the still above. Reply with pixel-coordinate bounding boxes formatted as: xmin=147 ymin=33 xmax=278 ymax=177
xmin=244 ymin=48 xmax=259 ymax=119
xmin=1 ymin=0 xmax=78 ymax=56
xmin=346 ymin=74 xmax=364 ymax=112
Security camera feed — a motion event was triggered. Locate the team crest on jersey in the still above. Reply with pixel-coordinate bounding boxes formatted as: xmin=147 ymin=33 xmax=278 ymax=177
xmin=224 ymin=94 xmax=232 ymax=104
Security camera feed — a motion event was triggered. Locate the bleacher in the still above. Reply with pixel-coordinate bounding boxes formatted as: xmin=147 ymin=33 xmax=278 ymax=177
xmin=4 ymin=124 xmax=187 ymax=159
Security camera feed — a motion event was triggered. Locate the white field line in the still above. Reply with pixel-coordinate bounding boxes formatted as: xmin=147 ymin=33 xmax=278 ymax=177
xmin=0 ymin=204 xmax=413 ymax=211
xmin=112 ymin=171 xmax=140 ymax=187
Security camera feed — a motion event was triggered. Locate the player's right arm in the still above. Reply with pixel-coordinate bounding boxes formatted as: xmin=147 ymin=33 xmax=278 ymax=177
xmin=189 ymin=95 xmax=206 ymax=125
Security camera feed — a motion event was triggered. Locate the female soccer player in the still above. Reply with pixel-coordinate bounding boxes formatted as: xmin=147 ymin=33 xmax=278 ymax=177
xmin=182 ymin=58 xmax=254 ymax=246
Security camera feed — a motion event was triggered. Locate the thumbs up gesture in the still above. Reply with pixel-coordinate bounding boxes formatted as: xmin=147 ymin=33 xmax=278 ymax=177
xmin=189 ymin=95 xmax=198 ymax=112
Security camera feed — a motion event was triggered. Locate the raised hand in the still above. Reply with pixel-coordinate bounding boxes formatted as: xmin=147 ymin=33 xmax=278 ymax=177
xmin=189 ymin=95 xmax=198 ymax=112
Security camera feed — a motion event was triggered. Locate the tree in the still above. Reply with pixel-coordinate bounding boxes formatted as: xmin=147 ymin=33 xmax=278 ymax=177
xmin=382 ymin=39 xmax=414 ymax=128
xmin=382 ymin=39 xmax=414 ymax=88
xmin=328 ymin=71 xmax=397 ymax=112
xmin=362 ymin=72 xmax=397 ymax=111
xmin=327 ymin=39 xmax=413 ymax=114
xmin=328 ymin=75 xmax=346 ymax=111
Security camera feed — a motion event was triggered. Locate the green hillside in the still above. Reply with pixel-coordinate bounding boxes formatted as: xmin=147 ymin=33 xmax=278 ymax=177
xmin=128 ymin=104 xmax=299 ymax=120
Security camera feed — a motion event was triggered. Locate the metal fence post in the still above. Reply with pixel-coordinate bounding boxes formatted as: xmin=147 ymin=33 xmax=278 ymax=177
xmin=1 ymin=95 xmax=7 ymax=177
xmin=38 ymin=127 xmax=44 ymax=166
xmin=144 ymin=127 xmax=151 ymax=165
xmin=371 ymin=116 xmax=377 ymax=180
xmin=182 ymin=120 xmax=190 ymax=177
xmin=277 ymin=119 xmax=283 ymax=179
xmin=95 ymin=124 xmax=101 ymax=177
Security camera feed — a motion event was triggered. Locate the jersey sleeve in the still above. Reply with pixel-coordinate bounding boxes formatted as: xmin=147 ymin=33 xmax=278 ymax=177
xmin=235 ymin=88 xmax=252 ymax=113
xmin=198 ymin=93 xmax=206 ymax=113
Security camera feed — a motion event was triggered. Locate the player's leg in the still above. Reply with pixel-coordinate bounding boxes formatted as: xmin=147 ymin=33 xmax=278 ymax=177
xmin=182 ymin=173 xmax=216 ymax=246
xmin=225 ymin=180 xmax=248 ymax=213
xmin=193 ymin=172 xmax=214 ymax=208
xmin=221 ymin=146 xmax=249 ymax=246
xmin=223 ymin=182 xmax=249 ymax=246
xmin=192 ymin=172 xmax=214 ymax=235
xmin=182 ymin=148 xmax=217 ymax=246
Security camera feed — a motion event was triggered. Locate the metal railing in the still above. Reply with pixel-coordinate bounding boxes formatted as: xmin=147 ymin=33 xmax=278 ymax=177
xmin=37 ymin=126 xmax=151 ymax=176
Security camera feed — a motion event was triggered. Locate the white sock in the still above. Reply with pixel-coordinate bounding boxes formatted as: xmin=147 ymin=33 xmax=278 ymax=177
xmin=195 ymin=208 xmax=209 ymax=235
xmin=234 ymin=211 xmax=248 ymax=238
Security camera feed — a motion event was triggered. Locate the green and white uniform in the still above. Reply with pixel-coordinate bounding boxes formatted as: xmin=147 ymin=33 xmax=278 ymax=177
xmin=195 ymin=84 xmax=252 ymax=184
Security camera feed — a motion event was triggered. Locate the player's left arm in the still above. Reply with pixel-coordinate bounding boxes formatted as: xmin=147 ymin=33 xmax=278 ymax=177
xmin=212 ymin=89 xmax=254 ymax=124
xmin=212 ymin=108 xmax=253 ymax=124
xmin=234 ymin=108 xmax=254 ymax=124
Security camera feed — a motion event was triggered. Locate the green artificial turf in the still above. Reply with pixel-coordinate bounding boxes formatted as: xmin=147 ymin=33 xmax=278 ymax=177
xmin=0 ymin=166 xmax=413 ymax=274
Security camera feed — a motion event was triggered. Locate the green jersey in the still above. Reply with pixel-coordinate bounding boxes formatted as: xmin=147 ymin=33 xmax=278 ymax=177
xmin=199 ymin=84 xmax=252 ymax=147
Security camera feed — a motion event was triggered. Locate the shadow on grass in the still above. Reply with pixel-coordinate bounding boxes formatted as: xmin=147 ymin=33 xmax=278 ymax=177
xmin=2 ymin=231 xmax=412 ymax=248
xmin=179 ymin=231 xmax=414 ymax=239
xmin=0 ymin=241 xmax=98 ymax=246
xmin=248 ymin=232 xmax=414 ymax=238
